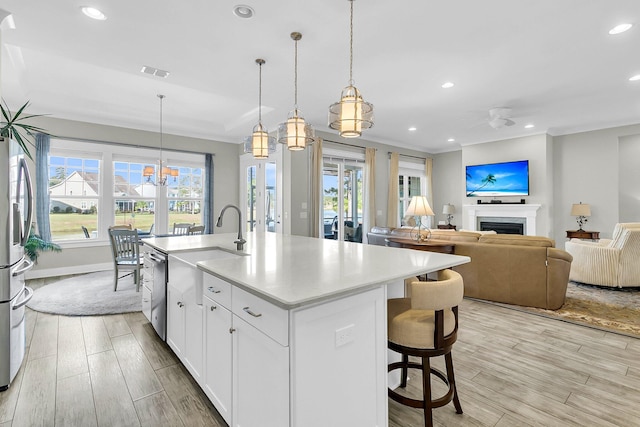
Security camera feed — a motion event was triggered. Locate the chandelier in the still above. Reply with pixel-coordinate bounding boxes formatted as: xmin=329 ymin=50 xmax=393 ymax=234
xmin=277 ymin=32 xmax=314 ymax=151
xmin=328 ymin=0 xmax=374 ymax=138
xmin=243 ymin=59 xmax=276 ymax=159
xmin=143 ymin=94 xmax=178 ymax=186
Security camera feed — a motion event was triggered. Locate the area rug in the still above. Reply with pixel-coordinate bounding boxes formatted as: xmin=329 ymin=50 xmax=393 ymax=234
xmin=27 ymin=270 xmax=142 ymax=316
xmin=495 ymin=281 xmax=640 ymax=338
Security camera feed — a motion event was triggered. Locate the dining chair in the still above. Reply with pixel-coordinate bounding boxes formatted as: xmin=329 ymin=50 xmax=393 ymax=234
xmin=109 ymin=224 xmax=132 ymax=231
xmin=187 ymin=225 xmax=205 ymax=235
xmin=108 ymin=228 xmax=143 ymax=292
xmin=173 ymin=222 xmax=194 ymax=235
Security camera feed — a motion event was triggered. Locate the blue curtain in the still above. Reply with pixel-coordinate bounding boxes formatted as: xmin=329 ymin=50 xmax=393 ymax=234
xmin=35 ymin=133 xmax=51 ymax=241
xmin=203 ymin=154 xmax=215 ymax=234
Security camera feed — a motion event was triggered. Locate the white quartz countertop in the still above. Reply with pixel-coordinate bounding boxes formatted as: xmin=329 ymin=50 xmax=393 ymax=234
xmin=146 ymin=233 xmax=469 ymax=309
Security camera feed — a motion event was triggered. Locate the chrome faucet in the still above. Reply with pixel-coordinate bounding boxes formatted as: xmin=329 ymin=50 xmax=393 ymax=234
xmin=216 ymin=204 xmax=246 ymax=251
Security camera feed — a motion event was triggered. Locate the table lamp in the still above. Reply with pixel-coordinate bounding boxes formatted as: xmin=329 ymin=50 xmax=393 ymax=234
xmin=442 ymin=203 xmax=455 ymax=225
xmin=570 ymin=202 xmax=591 ymax=231
xmin=406 ymin=196 xmax=434 ymax=242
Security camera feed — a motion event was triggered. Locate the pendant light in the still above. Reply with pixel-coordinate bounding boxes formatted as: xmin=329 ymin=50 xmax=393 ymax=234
xmin=277 ymin=32 xmax=315 ymax=151
xmin=143 ymin=94 xmax=178 ymax=186
xmin=328 ymin=0 xmax=374 ymax=138
xmin=243 ymin=58 xmax=276 ymax=159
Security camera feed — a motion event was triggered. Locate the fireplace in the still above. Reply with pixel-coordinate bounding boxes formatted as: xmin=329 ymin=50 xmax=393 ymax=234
xmin=463 ymin=204 xmax=541 ymax=236
xmin=480 ymin=221 xmax=524 ymax=235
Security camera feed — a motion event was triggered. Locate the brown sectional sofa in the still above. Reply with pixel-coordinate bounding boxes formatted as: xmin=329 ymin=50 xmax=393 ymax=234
xmin=368 ymin=227 xmax=573 ymax=310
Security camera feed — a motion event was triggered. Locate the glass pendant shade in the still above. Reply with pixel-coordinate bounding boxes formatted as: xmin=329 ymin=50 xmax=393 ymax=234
xmin=327 ymin=0 xmax=374 ymax=138
xmin=243 ymin=58 xmax=277 ymax=159
xmin=143 ymin=94 xmax=179 ymax=186
xmin=278 ymin=109 xmax=314 ymax=151
xmin=244 ymin=122 xmax=276 ymax=159
xmin=328 ymin=85 xmax=373 ymax=138
xmin=278 ymin=32 xmax=314 ymax=151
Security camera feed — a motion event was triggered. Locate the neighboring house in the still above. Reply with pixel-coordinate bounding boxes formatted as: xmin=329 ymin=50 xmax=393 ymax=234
xmin=49 ymin=171 xmax=140 ymax=213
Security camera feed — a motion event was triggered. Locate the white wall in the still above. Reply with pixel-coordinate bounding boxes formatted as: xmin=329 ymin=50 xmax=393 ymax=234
xmin=619 ymin=134 xmax=640 ymax=223
xmin=27 ymin=116 xmax=239 ymax=277
xmin=461 ymin=134 xmax=553 ymax=237
xmin=432 ymin=123 xmax=640 ymax=248
xmin=553 ymin=123 xmax=640 ymax=245
xmin=432 ymin=150 xmax=462 ymax=227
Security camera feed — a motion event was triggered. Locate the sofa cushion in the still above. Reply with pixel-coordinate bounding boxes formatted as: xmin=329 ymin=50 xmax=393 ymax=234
xmin=479 ymin=234 xmax=555 ymax=247
xmin=430 ymin=230 xmax=482 ymax=243
xmin=369 ymin=226 xmax=392 ymax=235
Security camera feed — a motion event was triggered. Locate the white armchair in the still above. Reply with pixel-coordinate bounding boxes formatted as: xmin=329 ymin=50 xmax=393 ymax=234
xmin=565 ymin=223 xmax=640 ymax=287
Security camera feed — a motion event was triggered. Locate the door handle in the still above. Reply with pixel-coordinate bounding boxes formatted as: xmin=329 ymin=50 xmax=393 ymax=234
xmin=207 ymin=287 xmax=221 ymax=294
xmin=12 ymin=286 xmax=34 ymax=310
xmin=243 ymin=307 xmax=262 ymax=318
xmin=19 ymin=158 xmax=34 ymax=246
xmin=177 ymin=302 xmax=184 ymax=308
xmin=12 ymin=257 xmax=34 ymax=277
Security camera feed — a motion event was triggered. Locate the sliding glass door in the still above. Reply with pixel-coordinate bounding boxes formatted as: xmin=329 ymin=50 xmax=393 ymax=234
xmin=240 ymin=149 xmax=282 ymax=233
xmin=322 ymin=158 xmax=363 ymax=242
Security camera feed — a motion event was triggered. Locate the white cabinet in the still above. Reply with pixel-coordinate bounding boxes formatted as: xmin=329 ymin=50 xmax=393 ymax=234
xmin=232 ymin=315 xmax=289 ymax=427
xmin=166 ymin=282 xmax=185 ymax=357
xmin=203 ymin=295 xmax=232 ymax=425
xmin=167 ymin=253 xmax=208 ymax=383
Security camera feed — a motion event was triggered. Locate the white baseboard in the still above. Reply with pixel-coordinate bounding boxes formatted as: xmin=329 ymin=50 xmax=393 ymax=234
xmin=26 ymin=262 xmax=113 ymax=280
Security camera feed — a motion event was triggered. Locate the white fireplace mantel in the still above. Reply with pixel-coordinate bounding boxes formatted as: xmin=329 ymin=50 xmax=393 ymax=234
xmin=463 ymin=204 xmax=541 ymax=236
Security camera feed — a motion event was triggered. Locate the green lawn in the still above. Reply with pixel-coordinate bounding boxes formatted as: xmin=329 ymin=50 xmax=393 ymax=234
xmin=50 ymin=212 xmax=202 ymax=239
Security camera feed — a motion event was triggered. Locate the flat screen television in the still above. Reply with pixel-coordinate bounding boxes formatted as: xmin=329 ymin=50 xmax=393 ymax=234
xmin=465 ymin=160 xmax=529 ymax=197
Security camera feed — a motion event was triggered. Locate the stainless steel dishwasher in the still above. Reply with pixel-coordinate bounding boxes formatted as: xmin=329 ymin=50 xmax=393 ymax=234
xmin=144 ymin=248 xmax=168 ymax=341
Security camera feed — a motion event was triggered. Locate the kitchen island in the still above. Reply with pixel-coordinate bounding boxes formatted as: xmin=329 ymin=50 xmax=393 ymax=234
xmin=143 ymin=232 xmax=469 ymax=427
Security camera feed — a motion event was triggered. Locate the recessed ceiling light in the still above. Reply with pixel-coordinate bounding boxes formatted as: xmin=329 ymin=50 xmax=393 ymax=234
xmin=609 ymin=23 xmax=633 ymax=35
xmin=447 ymin=138 xmax=455 ymax=142
xmin=524 ymin=124 xmax=535 ymax=129
xmin=408 ymin=127 xmax=417 ymax=131
xmin=233 ymin=5 xmax=254 ymax=19
xmin=629 ymin=74 xmax=640 ymax=81
xmin=441 ymin=82 xmax=454 ymax=89
xmin=81 ymin=6 xmax=107 ymax=21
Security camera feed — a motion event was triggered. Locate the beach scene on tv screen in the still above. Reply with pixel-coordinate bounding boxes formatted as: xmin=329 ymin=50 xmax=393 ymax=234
xmin=466 ymin=160 xmax=529 ymax=197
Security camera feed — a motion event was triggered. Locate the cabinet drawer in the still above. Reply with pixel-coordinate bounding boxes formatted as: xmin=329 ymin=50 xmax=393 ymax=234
xmin=204 ymin=274 xmax=232 ymax=309
xmin=232 ymin=287 xmax=288 ymax=346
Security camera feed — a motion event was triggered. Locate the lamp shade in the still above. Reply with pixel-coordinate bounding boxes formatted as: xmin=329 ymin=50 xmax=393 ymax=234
xmin=442 ymin=204 xmax=456 ymax=215
xmin=406 ymin=196 xmax=434 ymax=217
xmin=571 ymin=203 xmax=591 ymax=217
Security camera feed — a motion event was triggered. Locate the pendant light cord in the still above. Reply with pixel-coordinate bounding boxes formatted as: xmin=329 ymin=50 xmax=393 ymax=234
xmin=349 ymin=0 xmax=354 ymax=85
xmin=294 ymin=37 xmax=298 ymax=108
xmin=258 ymin=61 xmax=263 ymax=124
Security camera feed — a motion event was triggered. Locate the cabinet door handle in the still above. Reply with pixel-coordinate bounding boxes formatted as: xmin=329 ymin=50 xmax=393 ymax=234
xmin=243 ymin=307 xmax=262 ymax=318
xmin=210 ymin=305 xmax=217 ymax=311
xmin=177 ymin=302 xmax=184 ymax=308
xmin=229 ymin=328 xmax=236 ymax=334
xmin=207 ymin=287 xmax=221 ymax=294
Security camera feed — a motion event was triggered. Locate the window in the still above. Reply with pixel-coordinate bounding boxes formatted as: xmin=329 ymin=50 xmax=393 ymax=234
xmin=48 ymin=153 xmax=101 ymax=240
xmin=47 ymin=139 xmax=205 ymax=243
xmin=113 ymin=161 xmax=156 ymax=232
xmin=167 ymin=166 xmax=203 ymax=227
xmin=398 ymin=162 xmax=428 ymax=227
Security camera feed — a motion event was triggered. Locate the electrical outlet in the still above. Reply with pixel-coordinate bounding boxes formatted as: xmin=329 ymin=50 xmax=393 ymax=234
xmin=335 ymin=324 xmax=355 ymax=347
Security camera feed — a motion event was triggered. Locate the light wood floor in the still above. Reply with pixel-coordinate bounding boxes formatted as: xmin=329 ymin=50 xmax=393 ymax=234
xmin=1 ymin=298 xmax=639 ymax=426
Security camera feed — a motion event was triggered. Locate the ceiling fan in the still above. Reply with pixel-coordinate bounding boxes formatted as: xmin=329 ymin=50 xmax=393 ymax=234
xmin=488 ymin=107 xmax=515 ymax=129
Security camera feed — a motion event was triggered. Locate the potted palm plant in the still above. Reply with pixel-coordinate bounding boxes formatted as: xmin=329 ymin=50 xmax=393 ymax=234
xmin=25 ymin=230 xmax=61 ymax=263
xmin=0 ymin=99 xmax=48 ymax=159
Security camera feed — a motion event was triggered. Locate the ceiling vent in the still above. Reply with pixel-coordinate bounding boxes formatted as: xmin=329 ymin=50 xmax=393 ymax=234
xmin=141 ymin=66 xmax=170 ymax=78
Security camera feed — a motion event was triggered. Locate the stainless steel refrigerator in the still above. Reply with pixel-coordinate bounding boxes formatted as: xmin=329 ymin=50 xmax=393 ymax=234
xmin=0 ymin=137 xmax=34 ymax=391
